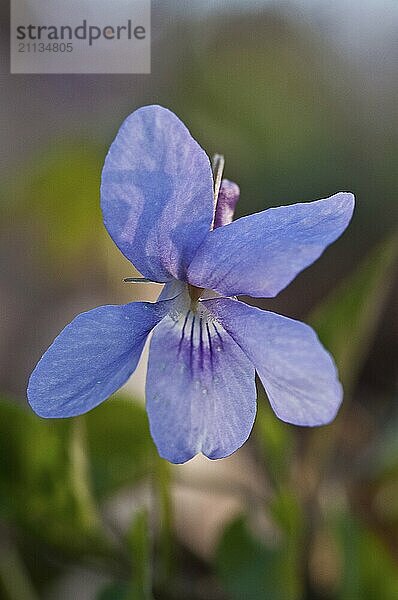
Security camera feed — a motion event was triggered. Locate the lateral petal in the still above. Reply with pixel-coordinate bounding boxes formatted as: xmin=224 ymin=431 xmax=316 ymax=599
xmin=206 ymin=298 xmax=342 ymax=426
xmin=188 ymin=192 xmax=355 ymax=297
xmin=28 ymin=301 xmax=168 ymax=418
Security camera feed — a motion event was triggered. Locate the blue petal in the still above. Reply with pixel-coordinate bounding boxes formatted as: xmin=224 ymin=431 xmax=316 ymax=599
xmin=101 ymin=105 xmax=214 ymax=282
xmin=28 ymin=301 xmax=168 ymax=418
xmin=205 ymin=299 xmax=342 ymax=426
xmin=188 ymin=192 xmax=355 ymax=297
xmin=146 ymin=308 xmax=256 ymax=463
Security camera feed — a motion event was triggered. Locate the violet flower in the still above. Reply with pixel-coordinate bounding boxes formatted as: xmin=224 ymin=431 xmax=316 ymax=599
xmin=27 ymin=105 xmax=355 ymax=464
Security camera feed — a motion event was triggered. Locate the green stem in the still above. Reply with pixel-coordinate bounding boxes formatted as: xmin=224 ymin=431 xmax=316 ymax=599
xmin=128 ymin=509 xmax=153 ymax=600
xmin=69 ymin=418 xmax=101 ymax=532
xmin=156 ymin=463 xmax=174 ymax=585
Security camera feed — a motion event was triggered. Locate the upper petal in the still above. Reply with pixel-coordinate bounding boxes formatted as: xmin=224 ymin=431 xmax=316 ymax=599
xmin=205 ymin=298 xmax=342 ymax=426
xmin=101 ymin=105 xmax=215 ymax=282
xmin=188 ymin=192 xmax=355 ymax=297
xmin=146 ymin=307 xmax=256 ymax=463
xmin=28 ymin=301 xmax=169 ymax=418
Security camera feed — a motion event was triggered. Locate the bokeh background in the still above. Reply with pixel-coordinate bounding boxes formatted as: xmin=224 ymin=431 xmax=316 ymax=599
xmin=1 ymin=1 xmax=398 ymax=598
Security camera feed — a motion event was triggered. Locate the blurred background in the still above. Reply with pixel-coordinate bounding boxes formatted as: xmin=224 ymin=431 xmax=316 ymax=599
xmin=1 ymin=1 xmax=397 ymax=598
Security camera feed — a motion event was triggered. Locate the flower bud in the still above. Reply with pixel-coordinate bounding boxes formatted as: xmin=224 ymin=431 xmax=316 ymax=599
xmin=213 ymin=179 xmax=240 ymax=228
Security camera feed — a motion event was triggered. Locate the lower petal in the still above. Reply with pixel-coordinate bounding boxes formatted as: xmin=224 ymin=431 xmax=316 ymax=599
xmin=28 ymin=301 xmax=169 ymax=418
xmin=205 ymin=298 xmax=342 ymax=426
xmin=146 ymin=307 xmax=256 ymax=463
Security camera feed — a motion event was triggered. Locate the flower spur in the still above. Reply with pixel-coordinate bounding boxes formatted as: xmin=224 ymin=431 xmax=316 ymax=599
xmin=27 ymin=105 xmax=355 ymax=464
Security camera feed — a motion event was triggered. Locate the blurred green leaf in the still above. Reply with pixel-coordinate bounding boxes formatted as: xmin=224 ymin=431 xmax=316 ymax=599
xmin=97 ymin=582 xmax=130 ymax=600
xmin=0 ymin=538 xmax=39 ymax=600
xmin=310 ymin=234 xmax=398 ymax=393
xmin=85 ymin=396 xmax=159 ymax=500
xmin=2 ymin=142 xmax=105 ymax=272
xmin=337 ymin=514 xmax=398 ymax=600
xmin=87 ymin=398 xmax=174 ymax=591
xmin=216 ymin=516 xmax=300 ymax=600
xmin=255 ymin=398 xmax=293 ymax=485
xmin=271 ymin=489 xmax=303 ymax=542
xmin=0 ymin=395 xmax=170 ymax=587
xmin=368 ymin=409 xmax=398 ymax=477
xmin=0 ymin=397 xmax=105 ymax=556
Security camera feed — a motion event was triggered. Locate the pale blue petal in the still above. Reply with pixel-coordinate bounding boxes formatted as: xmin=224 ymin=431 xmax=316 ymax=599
xmin=101 ymin=105 xmax=214 ymax=282
xmin=146 ymin=309 xmax=256 ymax=463
xmin=206 ymin=298 xmax=343 ymax=426
xmin=188 ymin=192 xmax=355 ymax=297
xmin=28 ymin=301 xmax=168 ymax=418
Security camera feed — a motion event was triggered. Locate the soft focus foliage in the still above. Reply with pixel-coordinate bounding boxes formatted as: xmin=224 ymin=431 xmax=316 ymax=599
xmin=1 ymin=229 xmax=396 ymax=598
xmin=1 ymin=3 xmax=397 ymax=599
xmin=310 ymin=235 xmax=398 ymax=392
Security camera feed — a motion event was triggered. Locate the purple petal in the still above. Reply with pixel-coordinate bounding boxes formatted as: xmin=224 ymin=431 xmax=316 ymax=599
xmin=213 ymin=179 xmax=240 ymax=228
xmin=205 ymin=298 xmax=342 ymax=426
xmin=146 ymin=308 xmax=256 ymax=463
xmin=28 ymin=301 xmax=169 ymax=418
xmin=101 ymin=105 xmax=214 ymax=282
xmin=188 ymin=192 xmax=355 ymax=297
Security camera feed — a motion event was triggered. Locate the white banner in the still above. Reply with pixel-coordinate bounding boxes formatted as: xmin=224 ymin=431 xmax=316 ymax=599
xmin=11 ymin=0 xmax=151 ymax=74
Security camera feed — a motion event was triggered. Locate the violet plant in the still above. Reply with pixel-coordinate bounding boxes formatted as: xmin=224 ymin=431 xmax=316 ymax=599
xmin=27 ymin=105 xmax=355 ymax=463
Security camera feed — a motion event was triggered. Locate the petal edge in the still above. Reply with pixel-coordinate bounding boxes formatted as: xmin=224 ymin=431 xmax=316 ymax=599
xmin=146 ymin=308 xmax=256 ymax=463
xmin=101 ymin=105 xmax=215 ymax=282
xmin=188 ymin=192 xmax=355 ymax=298
xmin=205 ymin=298 xmax=343 ymax=426
xmin=28 ymin=301 xmax=168 ymax=418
